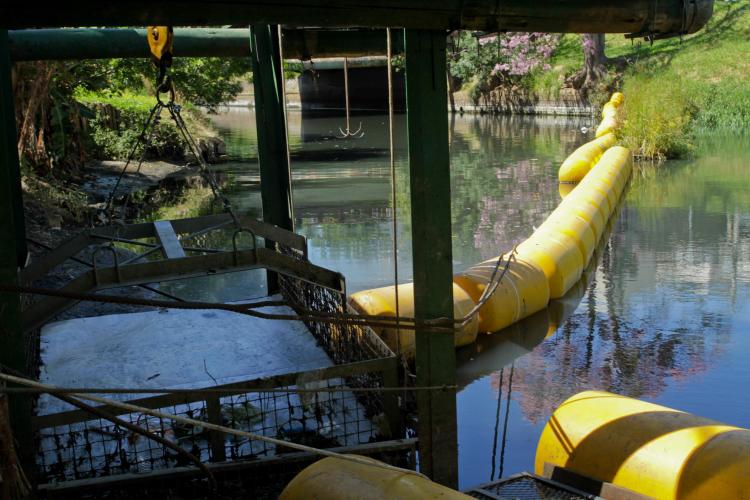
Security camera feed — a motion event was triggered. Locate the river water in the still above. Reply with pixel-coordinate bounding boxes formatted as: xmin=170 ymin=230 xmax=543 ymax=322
xmin=204 ymin=108 xmax=750 ymax=489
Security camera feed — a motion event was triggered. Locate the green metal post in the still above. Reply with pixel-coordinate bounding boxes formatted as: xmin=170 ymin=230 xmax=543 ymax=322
xmin=1 ymin=32 xmax=26 ymax=267
xmin=0 ymin=29 xmax=32 ymax=464
xmin=404 ymin=29 xmax=458 ymax=487
xmin=250 ymin=25 xmax=294 ymax=294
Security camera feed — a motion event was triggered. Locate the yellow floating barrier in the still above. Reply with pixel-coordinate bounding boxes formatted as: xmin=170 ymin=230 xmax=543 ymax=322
xmin=536 ymin=391 xmax=750 ymax=500
xmin=516 ymin=230 xmax=583 ymax=299
xmin=558 ymin=133 xmax=616 ymax=184
xmin=558 ymin=192 xmax=606 ymax=242
xmin=602 ymin=91 xmax=624 ymax=117
xmin=595 ymin=93 xmax=624 ymax=138
xmin=280 ymin=456 xmax=473 ymax=500
xmin=577 ymin=179 xmax=614 ymax=218
xmin=558 ymin=141 xmax=604 ymax=183
xmin=352 ymin=92 xmax=631 ymax=354
xmin=592 ymin=131 xmax=617 ymax=151
xmin=348 ymin=282 xmax=479 ymax=357
xmin=536 ymin=213 xmax=596 ymax=267
xmin=586 ymin=167 xmax=621 ymax=199
xmin=585 ymin=174 xmax=619 ymax=215
xmin=453 ymin=257 xmax=549 ymax=334
xmin=558 ymin=182 xmax=576 ymax=199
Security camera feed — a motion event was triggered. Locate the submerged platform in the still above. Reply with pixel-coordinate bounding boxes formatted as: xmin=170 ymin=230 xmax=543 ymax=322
xmin=35 ymin=296 xmax=383 ymax=481
xmin=38 ymin=296 xmax=330 ymax=415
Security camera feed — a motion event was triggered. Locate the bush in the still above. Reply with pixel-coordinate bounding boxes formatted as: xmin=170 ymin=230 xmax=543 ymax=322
xmin=620 ymin=72 xmax=696 ymax=161
xmin=76 ymin=90 xmax=205 ymax=161
xmin=691 ymin=79 xmax=750 ymax=131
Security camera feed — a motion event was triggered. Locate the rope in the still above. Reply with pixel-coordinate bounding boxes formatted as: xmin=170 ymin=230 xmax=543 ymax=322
xmin=51 ymin=385 xmax=216 ymax=491
xmin=1 ymin=243 xmax=516 ymax=333
xmin=0 ymin=384 xmax=455 ymax=395
xmin=336 ymin=57 xmax=363 ymax=138
xmin=1 ymin=283 xmax=457 ymax=332
xmin=0 ymin=372 xmax=428 ymax=480
xmin=386 ymin=28 xmax=403 ymax=358
xmin=459 ymin=247 xmax=518 ymax=327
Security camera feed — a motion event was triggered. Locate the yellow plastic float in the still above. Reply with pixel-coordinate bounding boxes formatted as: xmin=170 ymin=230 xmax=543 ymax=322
xmin=279 ymin=456 xmax=472 ymax=500
xmin=351 ymin=92 xmax=633 ymax=347
xmin=515 ymin=230 xmax=583 ymax=299
xmin=536 ymin=212 xmax=597 ymax=265
xmin=595 ymin=92 xmax=624 ymax=138
xmin=453 ymin=257 xmax=549 ymax=333
xmin=348 ymin=282 xmax=479 ymax=357
xmin=536 ymin=391 xmax=750 ymax=500
xmin=558 ymin=141 xmax=605 ymax=183
xmin=558 ymin=182 xmax=576 ymax=199
xmin=558 ymin=132 xmax=617 ymax=183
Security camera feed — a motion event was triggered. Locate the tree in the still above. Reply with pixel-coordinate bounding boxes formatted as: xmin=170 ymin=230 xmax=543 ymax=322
xmin=448 ymin=31 xmax=559 ymax=104
xmin=566 ymin=34 xmax=608 ymax=96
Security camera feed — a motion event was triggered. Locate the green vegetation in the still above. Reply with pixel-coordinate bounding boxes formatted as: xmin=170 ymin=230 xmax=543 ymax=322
xmin=15 ymin=57 xmax=251 ymax=176
xmin=612 ymin=1 xmax=750 ymax=159
xmin=451 ymin=1 xmax=750 ymax=160
xmin=74 ymin=88 xmax=214 ymax=161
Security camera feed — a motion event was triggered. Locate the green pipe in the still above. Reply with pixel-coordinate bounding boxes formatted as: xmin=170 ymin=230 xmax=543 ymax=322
xmin=1 ymin=0 xmax=713 ymax=36
xmin=9 ymin=28 xmax=404 ymax=61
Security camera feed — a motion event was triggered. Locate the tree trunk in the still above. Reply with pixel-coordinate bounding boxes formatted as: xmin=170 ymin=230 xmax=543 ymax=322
xmin=0 ymin=390 xmax=31 ymax=500
xmin=565 ymin=33 xmax=607 ymax=97
xmin=582 ymin=33 xmax=607 ymax=85
xmin=447 ymin=68 xmax=456 ymax=113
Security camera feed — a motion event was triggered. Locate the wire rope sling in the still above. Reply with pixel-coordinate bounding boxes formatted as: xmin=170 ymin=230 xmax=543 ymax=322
xmin=102 ymin=26 xmax=240 ymax=229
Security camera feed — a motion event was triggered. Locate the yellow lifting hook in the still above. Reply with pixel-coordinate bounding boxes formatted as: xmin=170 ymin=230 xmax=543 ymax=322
xmin=147 ymin=26 xmax=174 ymax=69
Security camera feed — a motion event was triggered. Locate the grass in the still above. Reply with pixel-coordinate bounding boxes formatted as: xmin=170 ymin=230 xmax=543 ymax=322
xmin=526 ymin=1 xmax=750 ymax=158
xmin=612 ymin=0 xmax=750 ymax=158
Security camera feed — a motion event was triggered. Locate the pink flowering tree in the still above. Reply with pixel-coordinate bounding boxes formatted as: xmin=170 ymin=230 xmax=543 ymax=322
xmin=449 ymin=31 xmax=560 ymax=103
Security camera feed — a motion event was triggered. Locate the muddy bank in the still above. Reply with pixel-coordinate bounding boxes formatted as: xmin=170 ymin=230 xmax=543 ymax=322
xmin=22 ymin=158 xmax=227 ymax=320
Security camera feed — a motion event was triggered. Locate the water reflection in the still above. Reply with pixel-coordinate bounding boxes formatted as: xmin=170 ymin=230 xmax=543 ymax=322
xmin=208 ymin=109 xmax=750 ymax=488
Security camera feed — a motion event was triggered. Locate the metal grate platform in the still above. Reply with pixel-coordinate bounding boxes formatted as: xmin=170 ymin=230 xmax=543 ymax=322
xmin=466 ymin=473 xmax=597 ymax=500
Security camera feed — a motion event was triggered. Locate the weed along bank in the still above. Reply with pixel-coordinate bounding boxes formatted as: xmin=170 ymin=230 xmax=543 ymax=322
xmin=5 ymin=1 xmax=750 ymax=499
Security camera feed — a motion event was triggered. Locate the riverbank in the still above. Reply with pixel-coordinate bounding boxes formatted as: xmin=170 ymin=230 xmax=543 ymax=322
xmin=456 ymin=1 xmax=750 ymax=159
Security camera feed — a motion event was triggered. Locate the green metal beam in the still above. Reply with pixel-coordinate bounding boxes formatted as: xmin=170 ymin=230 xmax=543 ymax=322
xmin=8 ymin=28 xmax=404 ymax=61
xmin=251 ymin=25 xmax=294 ymax=294
xmin=1 ymin=34 xmax=26 ymax=267
xmin=0 ymin=28 xmax=32 ymax=467
xmin=405 ymin=29 xmax=458 ymax=487
xmin=0 ymin=1 xmax=714 ymax=36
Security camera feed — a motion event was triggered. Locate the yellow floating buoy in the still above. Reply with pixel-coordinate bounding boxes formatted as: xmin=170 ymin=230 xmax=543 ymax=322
xmin=558 ymin=141 xmax=605 ymax=183
xmin=280 ymin=456 xmax=473 ymax=500
xmin=558 ymin=182 xmax=576 ymax=199
xmin=516 ymin=230 xmax=583 ymax=299
xmin=536 ymin=391 xmax=750 ymax=500
xmin=558 ymin=192 xmax=606 ymax=242
xmin=453 ymin=257 xmax=550 ymax=333
xmin=348 ymin=282 xmax=479 ymax=357
xmin=536 ymin=213 xmax=597 ymax=267
xmin=593 ymin=131 xmax=617 ymax=150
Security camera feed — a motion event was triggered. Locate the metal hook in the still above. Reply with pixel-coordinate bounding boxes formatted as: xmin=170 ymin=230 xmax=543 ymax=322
xmin=336 ymin=57 xmax=365 ymax=139
xmin=92 ymin=244 xmax=122 ymax=286
xmin=232 ymin=227 xmax=258 ymax=266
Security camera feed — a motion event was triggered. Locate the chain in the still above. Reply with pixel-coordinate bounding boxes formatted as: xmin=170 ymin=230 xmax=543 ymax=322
xmin=102 ymin=68 xmax=239 ymax=228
